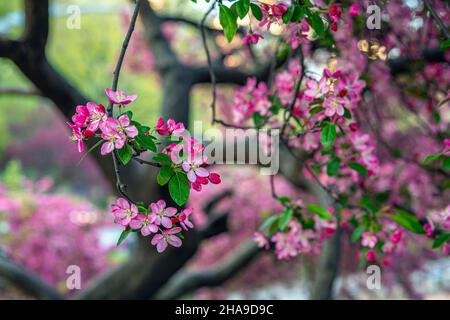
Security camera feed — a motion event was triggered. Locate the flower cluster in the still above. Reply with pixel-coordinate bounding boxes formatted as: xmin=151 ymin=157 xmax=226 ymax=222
xmin=254 ymin=199 xmax=337 ymax=260
xmin=111 ymin=198 xmax=194 ymax=253
xmin=67 ymin=88 xmax=221 ymax=252
xmin=67 ymin=89 xmax=138 ymax=155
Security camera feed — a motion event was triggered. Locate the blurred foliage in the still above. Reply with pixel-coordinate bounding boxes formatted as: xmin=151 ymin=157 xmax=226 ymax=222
xmin=1 ymin=160 xmax=23 ymax=190
xmin=0 ymin=0 xmax=164 ymax=159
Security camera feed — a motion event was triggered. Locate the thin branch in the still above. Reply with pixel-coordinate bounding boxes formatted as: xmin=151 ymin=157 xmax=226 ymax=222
xmin=106 ymin=0 xmax=141 ymax=203
xmin=0 ymin=87 xmax=43 ymax=97
xmin=133 ymin=157 xmax=162 ymax=167
xmin=0 ymin=256 xmax=63 ymax=300
xmin=154 ymin=241 xmax=261 ymax=299
xmin=281 ymin=47 xmax=305 ymax=136
xmin=200 ymin=0 xmax=218 ymax=125
xmin=423 ymin=0 xmax=450 ymax=39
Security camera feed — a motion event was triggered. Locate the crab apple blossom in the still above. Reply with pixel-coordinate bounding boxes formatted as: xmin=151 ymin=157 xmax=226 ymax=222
xmin=304 ymin=78 xmax=329 ymax=101
xmin=348 ymin=4 xmax=360 ymax=17
xmin=242 ymin=33 xmax=263 ymax=45
xmin=99 ymin=124 xmax=126 ymax=155
xmin=151 ymin=227 xmax=183 ymax=253
xmin=105 ymin=88 xmax=137 ymax=105
xmin=155 ymin=117 xmax=185 ymax=136
xmin=71 ymin=102 xmax=106 ymax=132
xmin=130 ymin=214 xmax=158 ymax=236
xmin=150 ymin=200 xmax=178 ymax=228
xmin=259 ymin=3 xmax=287 ymax=30
xmin=182 ymin=156 xmax=210 ymax=183
xmin=67 ymin=122 xmax=86 ymax=153
xmin=324 ymin=94 xmax=346 ymax=117
xmin=111 ymin=197 xmax=138 ymax=227
xmin=179 ymin=207 xmax=194 ymax=231
xmin=361 ymin=232 xmax=378 ymax=248
xmin=286 ymin=20 xmax=310 ymax=49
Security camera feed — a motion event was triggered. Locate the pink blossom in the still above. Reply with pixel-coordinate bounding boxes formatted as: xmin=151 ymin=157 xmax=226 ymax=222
xmin=130 ymin=214 xmax=158 ymax=236
xmin=361 ymin=232 xmax=378 ymax=248
xmin=151 ymin=227 xmax=183 ymax=253
xmin=111 ymin=197 xmax=138 ymax=226
xmin=182 ymin=156 xmax=209 ymax=183
xmin=304 ymin=78 xmax=329 ymax=100
xmin=390 ymin=229 xmax=403 ymax=244
xmin=67 ymin=122 xmax=86 ymax=153
xmin=166 ymin=119 xmax=185 ymax=136
xmin=105 ymin=88 xmax=137 ymax=105
xmin=155 ymin=118 xmax=185 ymax=136
xmin=99 ymin=115 xmax=138 ymax=155
xmin=286 ymin=20 xmax=310 ymax=49
xmin=324 ymin=94 xmax=345 ymax=117
xmin=179 ymin=207 xmax=194 ymax=231
xmin=348 ymin=4 xmax=360 ymax=17
xmin=242 ymin=33 xmax=263 ymax=45
xmin=99 ymin=124 xmax=126 ymax=155
xmin=232 ymin=77 xmax=271 ymax=124
xmin=71 ymin=102 xmax=106 ymax=132
xmin=208 ymin=172 xmax=221 ymax=184
xmin=258 ymin=4 xmax=286 ymax=30
xmin=254 ymin=232 xmax=269 ymax=250
xmin=366 ymin=250 xmax=376 ymax=261
xmin=115 ymin=115 xmax=139 ymax=138
xmin=150 ymin=200 xmax=177 ymax=228
xmin=328 ymin=3 xmax=342 ymax=23
xmin=155 ymin=117 xmax=169 ymax=135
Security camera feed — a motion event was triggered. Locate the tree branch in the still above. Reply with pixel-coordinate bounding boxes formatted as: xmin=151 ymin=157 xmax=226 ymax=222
xmin=154 ymin=241 xmax=261 ymax=299
xmin=0 ymin=256 xmax=63 ymax=300
xmin=0 ymin=87 xmax=43 ymax=97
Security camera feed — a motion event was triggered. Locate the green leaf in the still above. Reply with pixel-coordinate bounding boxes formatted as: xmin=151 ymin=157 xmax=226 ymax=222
xmin=343 ymin=107 xmax=352 ymax=119
xmin=252 ymin=112 xmax=266 ymax=127
xmin=432 ymin=233 xmax=450 ymax=249
xmin=305 ymin=204 xmax=333 ymax=220
xmin=291 ymin=5 xmax=306 ymax=22
xmin=442 ymin=157 xmax=450 ymax=170
xmin=310 ymin=13 xmax=325 ymax=36
xmin=327 ymin=157 xmax=340 ymax=176
xmin=347 ymin=162 xmax=368 ymax=177
xmin=422 ymin=152 xmax=442 ymax=163
xmin=116 ymin=143 xmax=133 ymax=165
xmin=219 ymin=4 xmax=238 ymax=42
xmin=117 ymin=229 xmax=131 ymax=246
xmin=440 ymin=39 xmax=450 ymax=49
xmin=387 ymin=209 xmax=424 ymax=234
xmin=278 ymin=207 xmax=294 ymax=231
xmin=309 ymin=106 xmax=324 ymax=115
xmin=351 ymin=225 xmax=366 ymax=242
xmin=277 ymin=197 xmax=291 ymax=204
xmin=320 ymin=123 xmax=336 ymax=148
xmin=250 ymin=3 xmax=263 ymax=21
xmin=282 ymin=6 xmax=295 ymax=24
xmin=261 ymin=215 xmax=279 ymax=231
xmin=157 ymin=166 xmax=175 ymax=186
xmin=152 ymin=153 xmax=173 ymax=166
xmin=236 ymin=0 xmax=250 ymax=19
xmin=135 ymin=134 xmax=157 ymax=152
xmin=168 ymin=172 xmax=190 ymax=206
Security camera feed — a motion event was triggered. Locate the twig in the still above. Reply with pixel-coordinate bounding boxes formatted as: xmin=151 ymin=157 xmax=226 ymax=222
xmin=281 ymin=46 xmax=305 ymax=136
xmin=133 ymin=157 xmax=162 ymax=167
xmin=107 ymin=0 xmax=141 ymax=203
xmin=200 ymin=0 xmax=218 ymax=125
xmin=424 ymin=0 xmax=450 ymax=39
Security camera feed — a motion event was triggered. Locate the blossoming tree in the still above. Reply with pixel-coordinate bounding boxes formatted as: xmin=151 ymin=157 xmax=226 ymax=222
xmin=0 ymin=0 xmax=448 ymax=299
